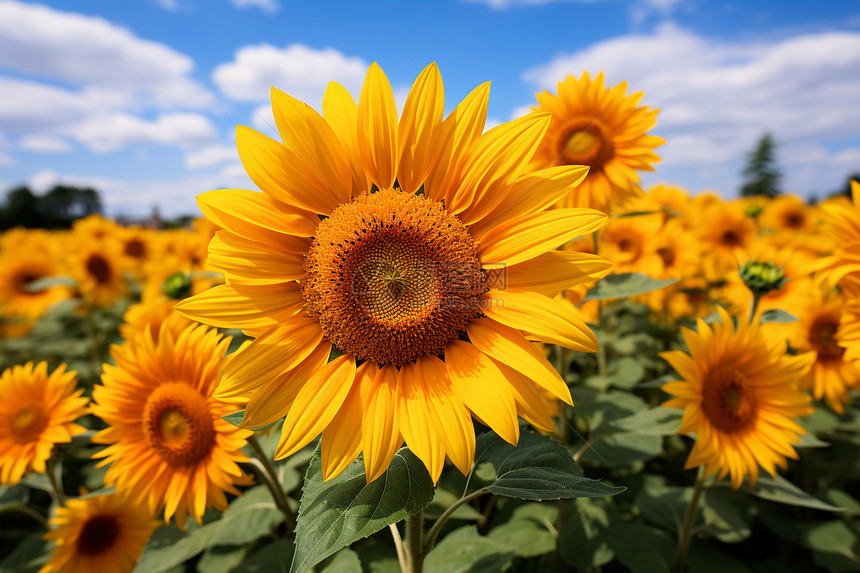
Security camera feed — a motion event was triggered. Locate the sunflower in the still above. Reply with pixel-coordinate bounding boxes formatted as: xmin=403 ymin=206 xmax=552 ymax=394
xmin=528 ymin=71 xmax=664 ymax=213
xmin=119 ymin=294 xmax=195 ymax=345
xmin=72 ymin=214 xmax=119 ymax=242
xmin=759 ymin=195 xmax=816 ymax=235
xmin=0 ymin=250 xmax=72 ymax=331
xmin=817 ymin=180 xmax=860 ymax=296
xmin=67 ymin=239 xmax=128 ymax=308
xmin=661 ymin=307 xmax=813 ymax=489
xmin=0 ymin=362 xmax=88 ymax=485
xmin=40 ymin=492 xmax=157 ymax=573
xmin=176 ymin=63 xmax=611 ymax=483
xmin=696 ymin=201 xmax=756 ymax=280
xmin=91 ymin=323 xmax=252 ymax=528
xmin=838 ymin=303 xmax=860 ymax=362
xmin=597 ymin=213 xmax=664 ymax=275
xmin=765 ymin=291 xmax=860 ymax=414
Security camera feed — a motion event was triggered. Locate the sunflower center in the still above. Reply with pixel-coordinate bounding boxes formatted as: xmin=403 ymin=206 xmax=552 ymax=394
xmin=702 ymin=367 xmax=756 ymax=432
xmin=810 ymin=317 xmax=844 ymax=362
xmin=76 ymin=515 xmax=120 ymax=556
xmin=10 ymin=405 xmax=46 ymax=443
xmin=86 ymin=254 xmax=113 ymax=285
xmin=14 ymin=271 xmax=41 ymax=295
xmin=124 ymin=238 xmax=146 ymax=259
xmin=657 ymin=247 xmax=675 ymax=267
xmin=303 ymin=188 xmax=485 ymax=366
xmin=783 ymin=212 xmax=804 ymax=229
xmin=142 ymin=383 xmax=215 ymax=467
xmin=720 ymin=230 xmax=741 ymax=248
xmin=557 ymin=117 xmax=614 ymax=168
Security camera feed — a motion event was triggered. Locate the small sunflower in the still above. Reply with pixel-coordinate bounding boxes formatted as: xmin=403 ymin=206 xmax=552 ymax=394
xmin=817 ymin=180 xmax=860 ymax=296
xmin=40 ymin=492 xmax=158 ymax=573
xmin=766 ymin=292 xmax=860 ymax=414
xmin=91 ymin=323 xmax=252 ymax=528
xmin=697 ymin=201 xmax=756 ymax=280
xmin=119 ymin=294 xmax=195 ymax=345
xmin=0 ymin=362 xmax=88 ymax=485
xmin=0 ymin=250 xmax=72 ymax=330
xmin=67 ymin=239 xmax=128 ymax=308
xmin=662 ymin=307 xmax=813 ymax=489
xmin=529 ymin=71 xmax=664 ymax=212
xmin=176 ymin=62 xmax=611 ymax=484
xmin=598 ymin=213 xmax=665 ymax=276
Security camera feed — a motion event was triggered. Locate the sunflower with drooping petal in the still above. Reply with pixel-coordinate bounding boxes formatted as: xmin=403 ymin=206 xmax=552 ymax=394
xmin=765 ymin=290 xmax=860 ymax=414
xmin=528 ymin=71 xmax=664 ymax=213
xmin=662 ymin=307 xmax=813 ymax=489
xmin=0 ymin=362 xmax=88 ymax=485
xmin=40 ymin=492 xmax=157 ymax=573
xmin=176 ymin=62 xmax=611 ymax=484
xmin=91 ymin=322 xmax=252 ymax=528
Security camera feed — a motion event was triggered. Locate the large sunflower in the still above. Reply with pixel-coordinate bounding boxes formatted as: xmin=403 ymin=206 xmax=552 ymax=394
xmin=528 ymin=71 xmax=664 ymax=213
xmin=91 ymin=323 xmax=252 ymax=528
xmin=817 ymin=180 xmax=860 ymax=296
xmin=176 ymin=63 xmax=611 ymax=483
xmin=40 ymin=492 xmax=158 ymax=573
xmin=0 ymin=362 xmax=89 ymax=485
xmin=661 ymin=307 xmax=813 ymax=489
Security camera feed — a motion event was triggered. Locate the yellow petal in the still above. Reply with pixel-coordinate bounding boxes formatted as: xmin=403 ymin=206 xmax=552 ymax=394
xmin=242 ymin=341 xmax=333 ymax=429
xmin=321 ymin=362 xmax=374 ymax=480
xmin=361 ymin=364 xmax=403 ymax=482
xmin=207 ymin=231 xmax=305 ymax=284
xmin=492 ymin=359 xmax=556 ymax=434
xmin=445 ymin=340 xmax=519 ymax=446
xmin=397 ymin=63 xmax=444 ymax=194
xmin=466 ymin=318 xmax=572 ymax=406
xmin=424 ymin=82 xmax=490 ymax=204
xmin=322 ymin=81 xmax=369 ymax=195
xmin=492 ymin=251 xmax=612 ymax=298
xmin=237 ymin=125 xmax=341 ymax=214
xmin=451 ymin=113 xmax=550 ymax=224
xmin=356 ymin=63 xmax=398 ymax=189
xmin=482 ymin=289 xmax=598 ymax=352
xmin=478 ymin=208 xmax=608 ymax=268
xmin=275 ymin=356 xmax=357 ymax=460
xmin=271 ymin=87 xmax=352 ymax=204
xmin=398 ymin=361 xmax=446 ymax=483
xmin=175 ymin=282 xmax=303 ymax=331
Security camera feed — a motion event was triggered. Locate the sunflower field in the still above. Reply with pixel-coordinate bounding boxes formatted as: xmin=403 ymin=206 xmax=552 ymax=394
xmin=1 ymin=64 xmax=859 ymax=573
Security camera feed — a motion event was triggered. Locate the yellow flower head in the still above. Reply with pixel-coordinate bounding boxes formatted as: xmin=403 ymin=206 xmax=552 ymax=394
xmin=40 ymin=492 xmax=157 ymax=573
xmin=662 ymin=307 xmax=813 ymax=489
xmin=0 ymin=362 xmax=88 ymax=485
xmin=696 ymin=201 xmax=756 ymax=280
xmin=176 ymin=63 xmax=612 ymax=484
xmin=529 ymin=71 xmax=664 ymax=213
xmin=119 ymin=294 xmax=196 ymax=345
xmin=816 ymin=180 xmax=860 ymax=296
xmin=598 ymin=213 xmax=664 ymax=275
xmin=0 ymin=249 xmax=72 ymax=329
xmin=66 ymin=239 xmax=128 ymax=308
xmin=91 ymin=323 xmax=252 ymax=528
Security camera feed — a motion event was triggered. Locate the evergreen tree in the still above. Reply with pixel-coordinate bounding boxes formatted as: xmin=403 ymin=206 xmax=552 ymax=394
xmin=740 ymin=133 xmax=782 ymax=198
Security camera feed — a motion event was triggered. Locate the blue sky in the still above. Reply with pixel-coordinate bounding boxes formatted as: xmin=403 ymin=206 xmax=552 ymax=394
xmin=1 ymin=0 xmax=858 ymax=217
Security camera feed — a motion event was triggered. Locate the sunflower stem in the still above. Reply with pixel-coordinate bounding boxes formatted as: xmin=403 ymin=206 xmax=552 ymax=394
xmin=2 ymin=503 xmax=49 ymax=528
xmin=390 ymin=523 xmax=408 ymax=572
xmin=247 ymin=435 xmax=296 ymax=534
xmin=592 ymin=230 xmax=608 ymax=379
xmin=675 ymin=465 xmax=706 ymax=573
xmin=424 ymin=488 xmax=489 ymax=555
xmin=749 ymin=291 xmax=763 ymax=326
xmin=404 ymin=510 xmax=424 ymax=573
xmin=45 ymin=457 xmax=65 ymax=505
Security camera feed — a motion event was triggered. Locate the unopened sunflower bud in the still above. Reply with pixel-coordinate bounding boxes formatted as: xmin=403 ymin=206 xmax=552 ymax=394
xmin=163 ymin=272 xmax=192 ymax=300
xmin=744 ymin=203 xmax=763 ymax=218
xmin=739 ymin=260 xmax=787 ymax=296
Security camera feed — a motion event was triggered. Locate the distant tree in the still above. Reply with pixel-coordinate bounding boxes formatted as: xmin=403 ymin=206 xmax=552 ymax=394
xmin=0 ymin=184 xmax=102 ymax=230
xmin=740 ymin=133 xmax=782 ymax=198
xmin=0 ymin=186 xmax=45 ymax=229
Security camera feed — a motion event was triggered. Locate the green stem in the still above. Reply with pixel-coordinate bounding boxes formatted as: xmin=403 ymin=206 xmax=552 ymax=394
xmin=749 ymin=291 xmax=762 ymax=326
xmin=556 ymin=346 xmax=570 ymax=444
xmin=390 ymin=523 xmax=408 ymax=572
xmin=45 ymin=458 xmax=65 ymax=505
xmin=2 ymin=504 xmax=49 ymax=528
xmin=405 ymin=511 xmax=424 ymax=573
xmin=675 ymin=465 xmax=707 ymax=573
xmin=247 ymin=435 xmax=296 ymax=534
xmin=592 ymin=230 xmax=607 ymax=379
xmin=424 ymin=488 xmax=490 ymax=555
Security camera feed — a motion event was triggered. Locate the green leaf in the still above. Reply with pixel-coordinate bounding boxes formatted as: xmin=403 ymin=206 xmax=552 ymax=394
xmin=804 ymin=520 xmax=860 ymax=570
xmin=583 ymin=273 xmax=677 ymax=301
xmin=606 ymin=356 xmax=646 ymax=389
xmin=230 ymin=540 xmax=294 ymax=573
xmin=795 ymin=433 xmax=829 ymax=448
xmin=222 ymin=410 xmax=280 ymax=432
xmin=687 ymin=542 xmax=754 ymax=573
xmin=701 ymin=488 xmax=756 ymax=543
xmin=135 ymin=486 xmax=285 ymax=573
xmin=606 ymin=522 xmax=676 ymax=573
xmin=635 ymin=486 xmax=693 ymax=534
xmin=22 ymin=275 xmax=77 ymax=292
xmin=0 ymin=534 xmax=49 ymax=573
xmin=486 ymin=503 xmax=558 ymax=558
xmin=320 ymin=549 xmax=362 ymax=573
xmin=424 ymin=526 xmax=515 ymax=573
xmin=637 ymin=373 xmax=677 ymax=388
xmin=289 ymin=445 xmax=434 ymax=573
xmin=424 ymin=487 xmax=483 ymax=522
xmin=760 ymin=309 xmax=798 ymax=323
xmin=727 ymin=474 xmax=844 ymax=512
xmin=557 ymin=498 xmax=617 ymax=567
xmin=611 ymin=406 xmax=682 ymax=436
xmin=196 ymin=545 xmax=248 ymax=573
xmin=468 ymin=431 xmax=624 ymax=500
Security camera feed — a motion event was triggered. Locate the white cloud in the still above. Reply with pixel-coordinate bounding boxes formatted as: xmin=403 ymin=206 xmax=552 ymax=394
xmin=521 ymin=23 xmax=860 ymax=197
xmin=0 ymin=0 xmax=213 ymax=109
xmin=230 ymin=0 xmax=279 ymax=14
xmin=213 ymin=43 xmax=366 ymax=107
xmin=152 ymin=0 xmax=179 ymax=11
xmin=67 ymin=112 xmax=217 ymax=153
xmin=185 ymin=144 xmax=239 ymax=169
xmin=19 ymin=135 xmax=72 ymax=153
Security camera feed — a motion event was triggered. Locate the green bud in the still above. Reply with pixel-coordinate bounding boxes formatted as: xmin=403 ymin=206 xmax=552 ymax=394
xmin=739 ymin=260 xmax=787 ymax=296
xmin=744 ymin=203 xmax=763 ymax=218
xmin=163 ymin=272 xmax=193 ymax=300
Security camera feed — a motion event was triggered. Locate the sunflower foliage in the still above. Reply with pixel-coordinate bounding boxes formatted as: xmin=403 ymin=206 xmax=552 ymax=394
xmin=1 ymin=64 xmax=859 ymax=573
